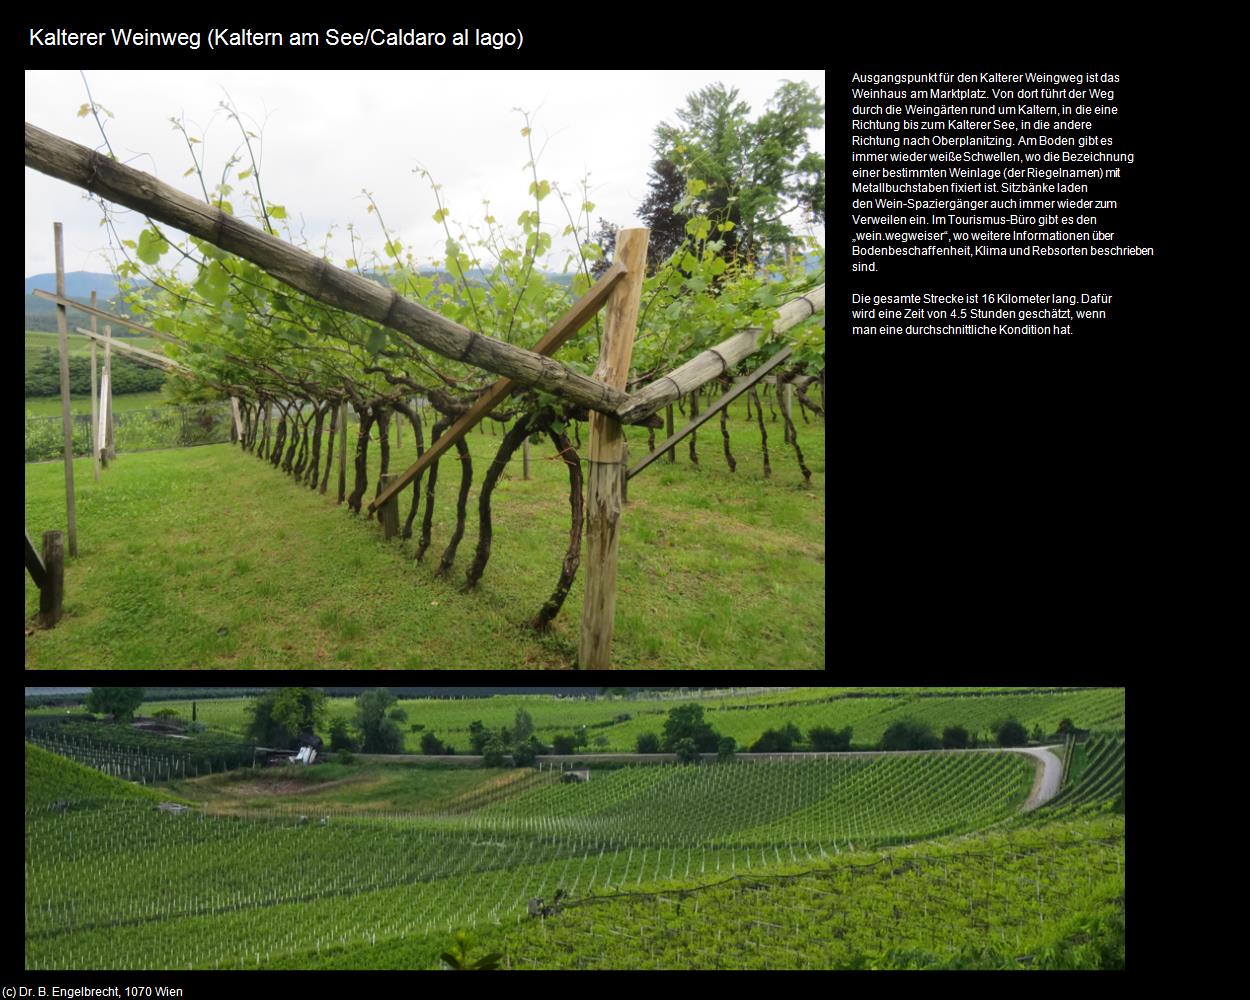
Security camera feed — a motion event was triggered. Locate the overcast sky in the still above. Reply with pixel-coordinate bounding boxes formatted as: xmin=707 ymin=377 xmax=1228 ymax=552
xmin=25 ymin=70 xmax=824 ymax=278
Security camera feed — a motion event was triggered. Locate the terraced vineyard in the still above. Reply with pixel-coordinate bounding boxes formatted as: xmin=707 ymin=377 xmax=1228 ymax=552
xmin=24 ymin=690 xmax=1130 ymax=970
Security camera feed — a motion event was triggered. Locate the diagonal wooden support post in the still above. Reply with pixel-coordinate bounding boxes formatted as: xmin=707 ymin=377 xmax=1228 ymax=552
xmin=627 ymin=346 xmax=793 ymax=480
xmin=578 ymin=228 xmax=648 ymax=669
xmin=367 ymin=261 xmax=627 ymax=515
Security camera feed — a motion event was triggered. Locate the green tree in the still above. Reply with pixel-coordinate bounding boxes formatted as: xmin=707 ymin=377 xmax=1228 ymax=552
xmin=992 ymin=718 xmax=1029 ymax=748
xmin=86 ymin=688 xmax=145 ymax=722
xmin=653 ymin=81 xmax=824 ymax=263
xmin=717 ymin=736 xmax=737 ymax=761
xmin=246 ymin=688 xmax=325 ymax=747
xmin=512 ymin=736 xmax=543 ymax=768
xmin=942 ymin=726 xmax=970 ymax=750
xmin=809 ymin=726 xmax=853 ymax=752
xmin=513 ymin=708 xmax=535 ymax=743
xmin=551 ymin=734 xmax=580 ymax=755
xmin=467 ymin=721 xmax=490 ymax=754
xmin=420 ymin=732 xmax=447 ymax=755
xmin=329 ymin=718 xmax=358 ymax=752
xmin=879 ymin=719 xmax=940 ymax=752
xmin=356 ymin=689 xmax=403 ymax=753
xmin=750 ymin=728 xmax=797 ymax=753
xmin=482 ymin=734 xmax=508 ymax=768
xmin=673 ymin=737 xmax=701 ymax=764
xmin=271 ymin=688 xmax=326 ymax=738
xmin=661 ymin=704 xmax=719 ymax=753
xmin=636 ymin=733 xmax=661 ymax=754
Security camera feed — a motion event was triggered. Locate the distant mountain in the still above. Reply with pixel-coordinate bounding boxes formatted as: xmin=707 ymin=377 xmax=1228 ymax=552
xmin=24 ymin=271 xmax=129 ymax=299
xmin=24 ymin=271 xmax=147 ymax=332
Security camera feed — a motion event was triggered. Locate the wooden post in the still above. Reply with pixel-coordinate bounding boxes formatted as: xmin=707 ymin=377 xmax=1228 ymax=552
xmin=379 ymin=473 xmax=399 ymax=539
xmin=578 ymin=227 xmax=648 ymax=670
xmin=103 ymin=325 xmax=115 ymax=461
xmin=337 ymin=401 xmax=348 ymax=503
xmin=89 ymin=291 xmax=100 ymax=483
xmin=53 ymin=223 xmax=78 ymax=556
xmin=522 ymin=436 xmax=531 ymax=480
xmin=620 ymin=439 xmax=629 ymax=503
xmin=38 ymin=530 xmax=64 ymax=627
xmin=781 ymin=380 xmax=794 ymax=444
xmin=665 ymin=405 xmax=675 ymax=462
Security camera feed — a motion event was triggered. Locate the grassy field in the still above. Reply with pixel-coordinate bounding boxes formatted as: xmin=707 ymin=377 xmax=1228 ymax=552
xmin=24 ymin=398 xmax=824 ymax=668
xmin=24 ymin=390 xmax=167 ymax=417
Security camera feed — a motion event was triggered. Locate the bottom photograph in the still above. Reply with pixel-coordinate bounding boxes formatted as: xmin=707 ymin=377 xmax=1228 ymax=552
xmin=24 ymin=685 xmax=1125 ymax=971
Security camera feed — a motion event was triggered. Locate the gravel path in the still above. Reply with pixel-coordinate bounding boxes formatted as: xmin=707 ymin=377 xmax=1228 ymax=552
xmin=1013 ymin=746 xmax=1063 ymax=811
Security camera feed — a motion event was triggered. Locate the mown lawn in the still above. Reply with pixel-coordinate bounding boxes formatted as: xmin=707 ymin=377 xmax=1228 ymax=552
xmin=24 ymin=397 xmax=824 ymax=669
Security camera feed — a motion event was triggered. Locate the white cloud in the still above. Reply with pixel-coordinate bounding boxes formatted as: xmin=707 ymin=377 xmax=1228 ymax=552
xmin=25 ymin=69 xmax=825 ymax=277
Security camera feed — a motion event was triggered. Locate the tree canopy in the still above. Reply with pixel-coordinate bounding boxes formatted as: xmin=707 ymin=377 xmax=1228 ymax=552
xmin=654 ymin=81 xmax=824 ymax=263
xmin=86 ymin=687 xmax=145 ymax=722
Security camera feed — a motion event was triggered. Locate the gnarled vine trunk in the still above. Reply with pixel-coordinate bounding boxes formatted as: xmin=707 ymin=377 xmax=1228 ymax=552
xmin=463 ymin=416 xmax=531 ymax=591
xmin=531 ymin=418 xmax=583 ymax=632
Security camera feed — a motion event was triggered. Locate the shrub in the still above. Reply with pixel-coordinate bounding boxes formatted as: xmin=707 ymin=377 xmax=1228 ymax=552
xmin=330 ymin=719 xmax=359 ymax=752
xmin=941 ymin=726 xmax=970 ymax=750
xmin=336 ymin=750 xmax=355 ymax=765
xmin=717 ymin=736 xmax=737 ymax=761
xmin=809 ymin=726 xmax=852 ymax=752
xmin=992 ymin=718 xmax=1028 ymax=748
xmin=551 ymin=734 xmax=579 ymax=755
xmin=673 ymin=737 xmax=701 ymax=764
xmin=636 ymin=733 xmax=661 ymax=754
xmin=879 ymin=719 xmax=940 ymax=751
xmin=482 ymin=736 xmax=508 ymax=768
xmin=420 ymin=732 xmax=447 ymax=755
xmin=751 ymin=727 xmax=798 ymax=753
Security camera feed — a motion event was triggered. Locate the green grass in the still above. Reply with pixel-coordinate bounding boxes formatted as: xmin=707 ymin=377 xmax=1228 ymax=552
xmin=25 ymin=390 xmax=167 ymax=417
xmin=24 ymin=398 xmax=824 ymax=668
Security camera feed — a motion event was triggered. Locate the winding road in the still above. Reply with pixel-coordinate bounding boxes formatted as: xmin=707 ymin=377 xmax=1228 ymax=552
xmin=1012 ymin=745 xmax=1063 ymax=811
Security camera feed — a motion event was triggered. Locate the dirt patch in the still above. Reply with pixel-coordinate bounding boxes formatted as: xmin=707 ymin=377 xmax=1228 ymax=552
xmin=226 ymin=777 xmax=358 ymax=797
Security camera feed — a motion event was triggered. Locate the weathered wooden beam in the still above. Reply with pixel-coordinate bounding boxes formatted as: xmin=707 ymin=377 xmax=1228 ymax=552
xmin=31 ymin=288 xmax=184 ymax=344
xmin=25 ymin=530 xmax=47 ymax=591
xmin=616 ymin=284 xmax=824 ymax=425
xmin=628 ymin=346 xmax=793 ymax=480
xmin=26 ymin=123 xmax=630 ymax=416
xmin=367 ymin=262 xmax=627 ymax=514
xmin=579 ymin=228 xmax=648 ymax=670
xmin=38 ymin=531 xmax=65 ymax=627
xmin=74 ymin=327 xmax=187 ymax=370
xmin=53 ymin=223 xmax=78 ymax=558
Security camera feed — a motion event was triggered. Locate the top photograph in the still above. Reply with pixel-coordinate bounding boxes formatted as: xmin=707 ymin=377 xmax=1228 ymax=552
xmin=24 ymin=69 xmax=826 ymax=669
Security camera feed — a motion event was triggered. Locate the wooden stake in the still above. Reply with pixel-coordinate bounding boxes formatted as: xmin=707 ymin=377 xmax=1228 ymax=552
xmin=53 ymin=223 xmax=78 ymax=557
xmin=103 ymin=326 xmax=114 ymax=461
xmin=578 ymin=227 xmax=648 ymax=670
xmin=89 ymin=291 xmax=100 ymax=483
xmin=379 ymin=473 xmax=399 ymax=540
xmin=337 ymin=401 xmax=348 ymax=504
xmin=38 ymin=530 xmax=64 ymax=627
